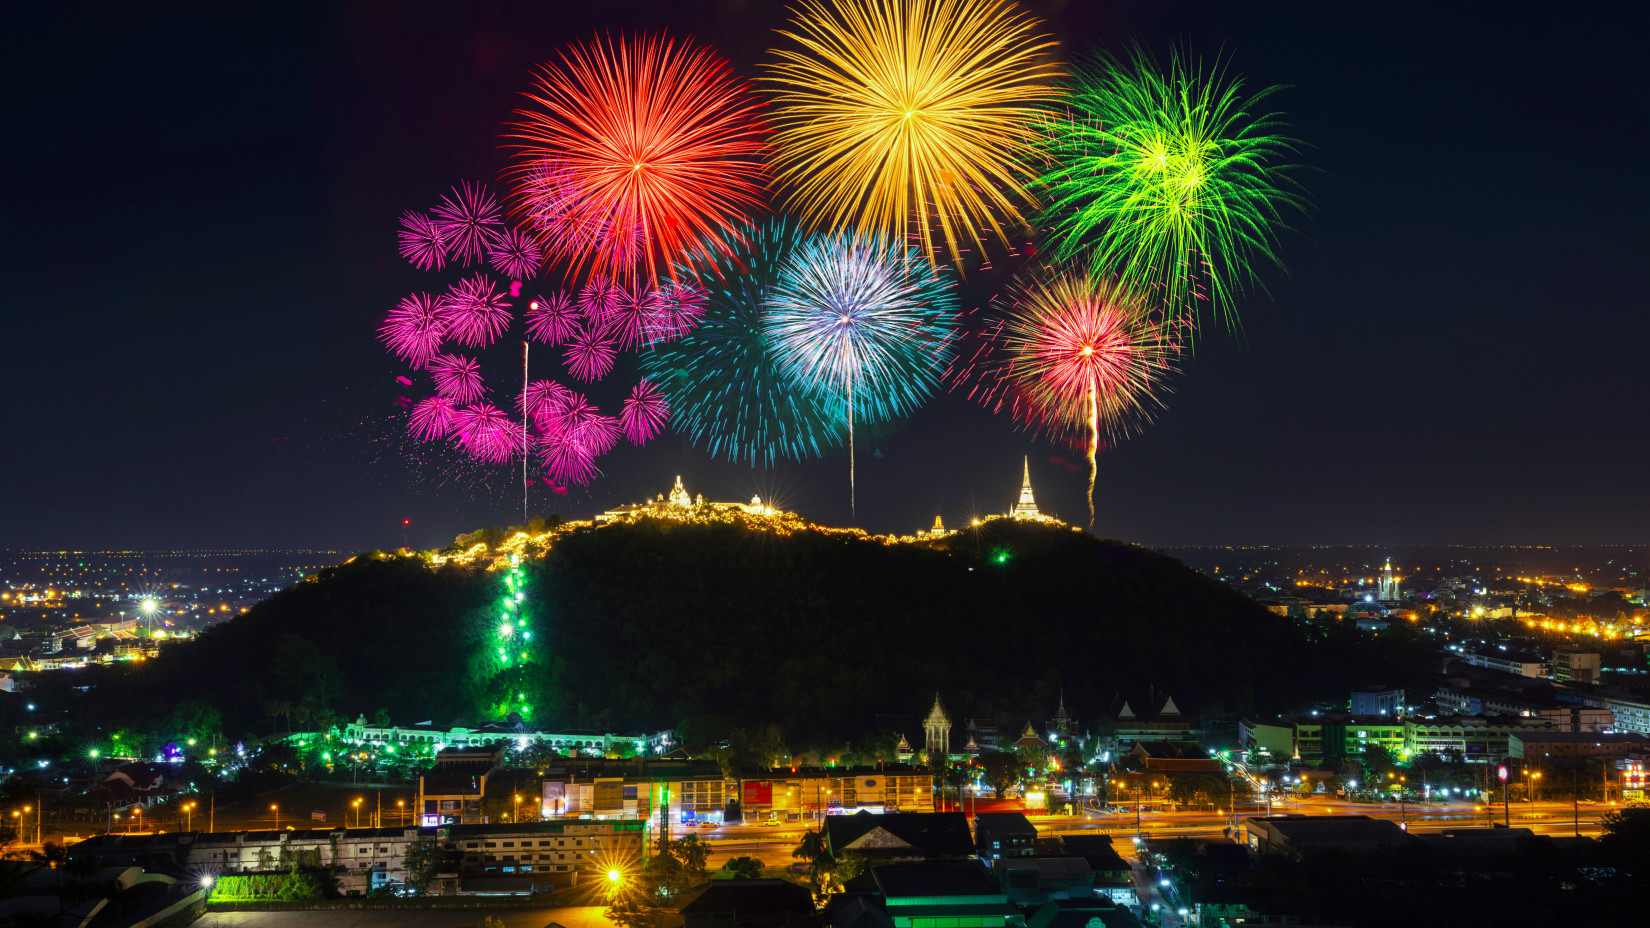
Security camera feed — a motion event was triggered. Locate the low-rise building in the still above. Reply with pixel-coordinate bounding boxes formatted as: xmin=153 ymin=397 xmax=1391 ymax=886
xmin=1349 ymin=687 xmax=1404 ymax=717
xmin=1552 ymin=650 xmax=1602 ymax=684
xmin=1508 ymin=731 xmax=1649 ymax=761
xmin=973 ymin=812 xmax=1037 ymax=862
xmin=1403 ymin=716 xmax=1557 ymax=762
xmin=868 ymin=861 xmax=1020 ymax=928
xmin=1123 ymin=741 xmax=1220 ymax=772
xmin=1461 ymin=648 xmax=1549 ymax=679
xmin=418 ymin=744 xmax=505 ymax=826
xmin=825 ymin=811 xmax=975 ymax=862
xmin=1245 ymin=815 xmax=1411 ymax=858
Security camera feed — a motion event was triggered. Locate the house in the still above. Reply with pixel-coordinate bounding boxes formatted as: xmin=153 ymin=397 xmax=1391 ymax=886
xmin=418 ymin=744 xmax=506 ymax=825
xmin=1191 ymin=887 xmax=1319 ymax=926
xmin=679 ymin=879 xmax=818 ymax=928
xmin=824 ymin=812 xmax=974 ymax=861
xmin=1245 ymin=815 xmax=1412 ymax=857
xmin=973 ymin=812 xmax=1037 ymax=862
xmin=1048 ymin=835 xmax=1135 ymax=906
xmin=868 ymin=861 xmax=1021 ymax=928
xmin=994 ymin=858 xmax=1093 ymax=905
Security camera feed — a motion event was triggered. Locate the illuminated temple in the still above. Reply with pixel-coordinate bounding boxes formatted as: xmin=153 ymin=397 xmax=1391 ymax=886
xmin=594 ymin=475 xmax=777 ymax=525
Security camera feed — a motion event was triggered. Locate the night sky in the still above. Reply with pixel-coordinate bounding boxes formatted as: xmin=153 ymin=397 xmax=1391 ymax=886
xmin=5 ymin=1 xmax=1645 ymax=550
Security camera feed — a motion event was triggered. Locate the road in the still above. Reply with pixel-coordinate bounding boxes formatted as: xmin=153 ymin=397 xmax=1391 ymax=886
xmin=197 ymin=904 xmax=616 ymax=928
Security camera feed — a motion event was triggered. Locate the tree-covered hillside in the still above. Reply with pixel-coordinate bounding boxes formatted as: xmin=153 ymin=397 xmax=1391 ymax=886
xmin=58 ymin=518 xmax=1438 ymax=750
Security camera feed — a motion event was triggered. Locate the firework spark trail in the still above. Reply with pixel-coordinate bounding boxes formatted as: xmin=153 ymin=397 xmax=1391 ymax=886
xmin=619 ymin=378 xmax=669 ymax=444
xmin=524 ymin=292 xmax=580 ymax=345
xmin=765 ymin=231 xmax=958 ymax=511
xmin=397 ymin=212 xmax=448 ymax=271
xmin=432 ymin=181 xmax=506 ymax=265
xmin=379 ymin=293 xmax=449 ymax=368
xmin=1035 ymin=47 xmax=1305 ymax=329
xmin=765 ymin=0 xmax=1059 ymax=268
xmin=429 ymin=353 xmax=487 ymax=404
xmin=991 ymin=271 xmax=1180 ymax=527
xmin=505 ymin=33 xmax=771 ymax=286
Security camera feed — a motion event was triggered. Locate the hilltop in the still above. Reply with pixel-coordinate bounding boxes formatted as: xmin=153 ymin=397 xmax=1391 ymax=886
xmin=59 ymin=517 xmax=1438 ymax=749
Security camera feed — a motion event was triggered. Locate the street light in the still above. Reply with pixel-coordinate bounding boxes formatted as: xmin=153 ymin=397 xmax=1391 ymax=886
xmin=271 ymin=804 xmax=281 ymax=831
xmin=397 ymin=799 xmax=406 ymax=827
xmin=352 ymin=798 xmax=363 ymax=828
xmin=183 ymin=802 xmax=196 ymax=832
xmin=514 ymin=795 xmax=522 ymax=823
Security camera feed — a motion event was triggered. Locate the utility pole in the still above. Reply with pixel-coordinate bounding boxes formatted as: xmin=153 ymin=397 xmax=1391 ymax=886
xmin=1573 ymin=764 xmax=1580 ymax=838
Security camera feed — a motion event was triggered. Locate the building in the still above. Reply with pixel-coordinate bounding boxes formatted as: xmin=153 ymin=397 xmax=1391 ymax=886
xmin=739 ymin=766 xmax=935 ymax=821
xmin=994 ymin=858 xmax=1094 ymax=906
xmin=595 ymin=475 xmax=780 ymax=525
xmin=418 ymin=744 xmax=505 ymax=826
xmin=1349 ymin=687 xmax=1404 ymax=717
xmin=1377 ymin=560 xmax=1401 ymax=602
xmin=1244 ymin=815 xmax=1411 ymax=857
xmin=1461 ymin=648 xmax=1550 ymax=679
xmin=973 ymin=812 xmax=1037 ymax=863
xmin=1507 ymin=731 xmax=1649 ymax=761
xmin=444 ymin=820 xmax=646 ymax=887
xmin=1100 ymin=694 xmax=1192 ymax=750
xmin=1191 ymin=888 xmax=1318 ymax=927
xmin=680 ymin=880 xmax=818 ymax=928
xmin=923 ymin=694 xmax=953 ymax=760
xmin=1048 ymin=835 xmax=1136 ymax=906
xmin=1403 ymin=716 xmax=1557 ymax=762
xmin=338 ymin=713 xmax=668 ymax=757
xmin=824 ymin=812 xmax=975 ymax=861
xmin=1008 ymin=458 xmax=1049 ymax=521
xmin=1434 ymin=689 xmax=1615 ymax=732
xmin=1240 ymin=715 xmax=1403 ymax=765
xmin=868 ymin=861 xmax=1021 ymax=928
xmin=1123 ymin=741 xmax=1220 ymax=773
xmin=74 ymin=826 xmax=425 ymax=896
xmin=1552 ymin=650 xmax=1603 ymax=684
xmin=1025 ymin=898 xmax=1146 ymax=928
xmin=1602 ymin=693 xmax=1650 ymax=735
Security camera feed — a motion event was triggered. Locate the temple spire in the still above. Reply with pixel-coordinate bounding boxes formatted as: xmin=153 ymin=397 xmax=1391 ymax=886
xmin=1011 ymin=456 xmax=1041 ymax=520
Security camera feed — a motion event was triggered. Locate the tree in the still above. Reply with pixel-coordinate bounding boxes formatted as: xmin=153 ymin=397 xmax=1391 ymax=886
xmin=720 ymin=857 xmax=763 ymax=879
xmin=664 ymin=835 xmax=710 ymax=881
xmin=402 ymin=838 xmax=445 ymax=894
xmin=978 ymin=750 xmax=1021 ymax=799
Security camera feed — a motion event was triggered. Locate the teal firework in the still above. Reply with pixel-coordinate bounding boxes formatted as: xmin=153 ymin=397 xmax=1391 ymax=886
xmin=640 ymin=219 xmax=844 ymax=466
xmin=1036 ymin=48 xmax=1305 ymax=329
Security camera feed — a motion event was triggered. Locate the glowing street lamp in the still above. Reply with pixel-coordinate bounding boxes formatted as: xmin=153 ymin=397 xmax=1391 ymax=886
xmin=270 ymin=804 xmax=281 ymax=831
xmin=353 ymin=798 xmax=363 ymax=828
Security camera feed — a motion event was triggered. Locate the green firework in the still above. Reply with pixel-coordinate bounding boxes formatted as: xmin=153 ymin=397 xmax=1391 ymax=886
xmin=1036 ymin=47 xmax=1306 ymax=330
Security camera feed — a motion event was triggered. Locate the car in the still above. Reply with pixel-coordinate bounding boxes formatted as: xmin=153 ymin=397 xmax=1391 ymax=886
xmin=697 ymin=821 xmax=719 ymax=828
xmin=760 ymin=818 xmax=780 ymax=826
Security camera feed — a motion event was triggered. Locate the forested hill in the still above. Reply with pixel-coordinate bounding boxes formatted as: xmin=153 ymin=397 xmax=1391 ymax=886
xmin=73 ymin=518 xmax=1437 ymax=749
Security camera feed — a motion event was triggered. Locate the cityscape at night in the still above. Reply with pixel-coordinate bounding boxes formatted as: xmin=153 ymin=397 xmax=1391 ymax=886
xmin=3 ymin=2 xmax=1646 ymax=928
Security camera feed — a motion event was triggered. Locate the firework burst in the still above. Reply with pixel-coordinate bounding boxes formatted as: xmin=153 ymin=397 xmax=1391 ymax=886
xmin=524 ymin=292 xmax=579 ymax=346
xmin=1036 ymin=48 xmax=1305 ymax=328
xmin=379 ymin=292 xmax=449 ymax=368
xmin=765 ymin=0 xmax=1058 ymax=267
xmin=397 ymin=212 xmax=447 ymax=271
xmin=431 ymin=181 xmax=506 ymax=265
xmin=439 ymin=274 xmax=513 ymax=349
xmin=455 ymin=403 xmax=526 ymax=464
xmin=563 ymin=324 xmax=619 ymax=382
xmin=408 ymin=396 xmax=460 ymax=441
xmin=488 ymin=226 xmax=544 ymax=280
xmin=429 ymin=353 xmax=486 ymax=405
xmin=506 ymin=33 xmax=771 ymax=285
xmin=766 ymin=230 xmax=958 ymax=509
xmin=641 ymin=220 xmax=846 ymax=466
xmin=619 ymin=378 xmax=669 ymax=445
xmin=987 ymin=270 xmax=1179 ymax=526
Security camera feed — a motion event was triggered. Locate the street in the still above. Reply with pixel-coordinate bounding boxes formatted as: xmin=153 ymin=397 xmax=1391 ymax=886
xmin=197 ymin=905 xmax=617 ymax=928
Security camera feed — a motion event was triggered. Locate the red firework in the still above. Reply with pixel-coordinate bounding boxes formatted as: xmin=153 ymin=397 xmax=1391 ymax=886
xmin=397 ymin=212 xmax=447 ymax=271
xmin=379 ymin=292 xmax=448 ymax=368
xmin=506 ymin=33 xmax=770 ymax=285
xmin=440 ymin=274 xmax=512 ymax=348
xmin=524 ymin=292 xmax=579 ymax=345
xmin=432 ymin=181 xmax=505 ymax=265
xmin=619 ymin=378 xmax=669 ymax=444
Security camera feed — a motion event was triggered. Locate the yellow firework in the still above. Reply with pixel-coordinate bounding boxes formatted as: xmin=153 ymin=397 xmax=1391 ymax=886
xmin=766 ymin=0 xmax=1058 ymax=266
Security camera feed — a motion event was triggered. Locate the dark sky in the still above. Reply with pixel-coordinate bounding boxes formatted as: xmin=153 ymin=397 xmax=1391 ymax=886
xmin=5 ymin=1 xmax=1646 ymax=551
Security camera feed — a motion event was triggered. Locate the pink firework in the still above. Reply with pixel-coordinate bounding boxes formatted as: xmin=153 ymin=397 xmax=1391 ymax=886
xmin=431 ymin=181 xmax=504 ymax=265
xmin=619 ymin=378 xmax=669 ymax=444
xmin=397 ymin=211 xmax=447 ymax=271
xmin=537 ymin=431 xmax=601 ymax=486
xmin=408 ymin=396 xmax=459 ymax=441
xmin=429 ymin=353 xmax=486 ymax=404
xmin=605 ymin=287 xmax=663 ymax=350
xmin=440 ymin=274 xmax=512 ymax=348
xmin=520 ymin=379 xmax=574 ymax=419
xmin=488 ymin=226 xmax=543 ymax=280
xmin=571 ymin=411 xmax=621 ymax=457
xmin=564 ymin=323 xmax=619 ymax=382
xmin=379 ymin=292 xmax=448 ymax=368
xmin=650 ymin=280 xmax=708 ymax=342
xmin=524 ymin=291 xmax=579 ymax=345
xmin=577 ymin=275 xmax=621 ymax=325
xmin=454 ymin=403 xmax=525 ymax=464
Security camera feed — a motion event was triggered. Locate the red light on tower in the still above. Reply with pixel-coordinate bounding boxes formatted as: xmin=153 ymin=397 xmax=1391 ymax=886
xmin=403 ymin=519 xmax=410 ymax=526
